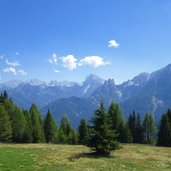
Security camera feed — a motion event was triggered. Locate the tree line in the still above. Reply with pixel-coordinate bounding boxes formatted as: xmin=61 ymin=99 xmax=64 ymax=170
xmin=0 ymin=91 xmax=171 ymax=154
xmin=0 ymin=91 xmax=77 ymax=144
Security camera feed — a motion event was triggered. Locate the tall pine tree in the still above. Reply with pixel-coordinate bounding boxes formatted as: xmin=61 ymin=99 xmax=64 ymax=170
xmin=108 ymin=101 xmax=129 ymax=143
xmin=128 ymin=111 xmax=144 ymax=143
xmin=0 ymin=105 xmax=12 ymax=142
xmin=30 ymin=104 xmax=44 ymax=143
xmin=157 ymin=113 xmax=171 ymax=147
xmin=135 ymin=114 xmax=144 ymax=143
xmin=128 ymin=111 xmax=137 ymax=143
xmin=11 ymin=107 xmax=27 ymax=143
xmin=23 ymin=109 xmax=33 ymax=143
xmin=143 ymin=113 xmax=156 ymax=144
xmin=44 ymin=110 xmax=58 ymax=143
xmin=78 ymin=119 xmax=89 ymax=145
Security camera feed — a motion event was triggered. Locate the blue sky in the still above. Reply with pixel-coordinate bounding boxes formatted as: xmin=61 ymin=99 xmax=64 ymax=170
xmin=0 ymin=0 xmax=171 ymax=84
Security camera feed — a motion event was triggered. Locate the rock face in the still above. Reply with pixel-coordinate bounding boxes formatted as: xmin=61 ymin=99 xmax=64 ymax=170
xmin=121 ymin=64 xmax=171 ymax=120
xmin=42 ymin=64 xmax=171 ymax=127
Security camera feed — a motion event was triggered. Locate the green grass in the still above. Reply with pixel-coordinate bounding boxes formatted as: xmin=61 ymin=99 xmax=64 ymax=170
xmin=0 ymin=144 xmax=171 ymax=171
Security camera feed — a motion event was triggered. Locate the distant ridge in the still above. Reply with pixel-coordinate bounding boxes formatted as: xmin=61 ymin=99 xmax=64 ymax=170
xmin=1 ymin=64 xmax=171 ymax=127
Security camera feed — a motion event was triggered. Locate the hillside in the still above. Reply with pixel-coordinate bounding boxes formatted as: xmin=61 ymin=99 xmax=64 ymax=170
xmin=41 ymin=96 xmax=98 ymax=127
xmin=0 ymin=144 xmax=171 ymax=171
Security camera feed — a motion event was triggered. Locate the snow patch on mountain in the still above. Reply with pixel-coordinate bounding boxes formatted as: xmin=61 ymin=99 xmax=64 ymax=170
xmin=152 ymin=96 xmax=164 ymax=113
xmin=83 ymin=85 xmax=90 ymax=94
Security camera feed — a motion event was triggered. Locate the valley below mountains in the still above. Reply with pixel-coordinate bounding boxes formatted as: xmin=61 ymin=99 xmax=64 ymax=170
xmin=1 ymin=64 xmax=171 ymax=127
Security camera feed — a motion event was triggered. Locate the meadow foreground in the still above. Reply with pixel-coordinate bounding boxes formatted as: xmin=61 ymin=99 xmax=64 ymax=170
xmin=0 ymin=144 xmax=171 ymax=171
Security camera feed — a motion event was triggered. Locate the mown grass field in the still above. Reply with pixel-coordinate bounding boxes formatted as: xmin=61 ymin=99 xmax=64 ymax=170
xmin=0 ymin=144 xmax=171 ymax=171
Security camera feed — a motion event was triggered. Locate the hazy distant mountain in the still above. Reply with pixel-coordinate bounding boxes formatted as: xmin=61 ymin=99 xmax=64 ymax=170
xmin=2 ymin=65 xmax=171 ymax=127
xmin=0 ymin=74 xmax=104 ymax=109
xmin=48 ymin=80 xmax=77 ymax=87
xmin=0 ymin=80 xmax=23 ymax=89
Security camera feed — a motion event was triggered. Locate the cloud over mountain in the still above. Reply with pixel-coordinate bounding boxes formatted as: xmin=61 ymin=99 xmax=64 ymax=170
xmin=79 ymin=56 xmax=110 ymax=68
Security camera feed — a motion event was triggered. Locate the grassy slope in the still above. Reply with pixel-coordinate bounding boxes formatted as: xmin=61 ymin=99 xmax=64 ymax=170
xmin=0 ymin=144 xmax=171 ymax=171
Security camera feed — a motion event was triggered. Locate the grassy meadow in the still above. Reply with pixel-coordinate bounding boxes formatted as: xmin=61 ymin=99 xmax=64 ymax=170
xmin=0 ymin=144 xmax=171 ymax=171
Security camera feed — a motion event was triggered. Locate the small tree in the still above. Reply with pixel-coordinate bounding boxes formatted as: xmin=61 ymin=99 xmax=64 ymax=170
xmin=59 ymin=115 xmax=76 ymax=144
xmin=88 ymin=102 xmax=119 ymax=155
xmin=78 ymin=119 xmax=89 ymax=145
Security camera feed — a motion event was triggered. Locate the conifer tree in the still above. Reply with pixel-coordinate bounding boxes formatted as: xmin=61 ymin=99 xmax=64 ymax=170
xmin=123 ymin=124 xmax=133 ymax=143
xmin=128 ymin=111 xmax=137 ymax=143
xmin=0 ymin=92 xmax=14 ymax=121
xmin=78 ymin=119 xmax=89 ymax=145
xmin=108 ymin=101 xmax=127 ymax=143
xmin=23 ymin=110 xmax=33 ymax=143
xmin=44 ymin=110 xmax=58 ymax=143
xmin=108 ymin=102 xmax=125 ymax=130
xmin=60 ymin=115 xmax=72 ymax=135
xmin=3 ymin=91 xmax=8 ymax=99
xmin=30 ymin=104 xmax=44 ymax=143
xmin=59 ymin=115 xmax=76 ymax=144
xmin=68 ymin=129 xmax=78 ymax=145
xmin=88 ymin=102 xmax=119 ymax=155
xmin=166 ymin=109 xmax=171 ymax=124
xmin=0 ymin=105 xmax=12 ymax=142
xmin=11 ymin=107 xmax=27 ymax=143
xmin=58 ymin=129 xmax=67 ymax=144
xmin=0 ymin=90 xmax=8 ymax=101
xmin=143 ymin=113 xmax=156 ymax=144
xmin=128 ymin=111 xmax=144 ymax=143
xmin=157 ymin=113 xmax=171 ymax=146
xmin=135 ymin=114 xmax=144 ymax=143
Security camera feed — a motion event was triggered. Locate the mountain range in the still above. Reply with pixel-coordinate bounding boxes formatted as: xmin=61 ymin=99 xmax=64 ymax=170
xmin=1 ymin=64 xmax=171 ymax=127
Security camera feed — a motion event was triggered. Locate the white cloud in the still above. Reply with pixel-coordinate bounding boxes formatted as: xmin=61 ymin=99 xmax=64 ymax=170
xmin=6 ymin=59 xmax=20 ymax=67
xmin=108 ymin=40 xmax=119 ymax=48
xmin=3 ymin=67 xmax=17 ymax=75
xmin=3 ymin=68 xmax=27 ymax=76
xmin=48 ymin=53 xmax=58 ymax=64
xmin=79 ymin=56 xmax=110 ymax=68
xmin=48 ymin=53 xmax=111 ymax=72
xmin=62 ymin=55 xmax=77 ymax=70
xmin=18 ymin=70 xmax=27 ymax=76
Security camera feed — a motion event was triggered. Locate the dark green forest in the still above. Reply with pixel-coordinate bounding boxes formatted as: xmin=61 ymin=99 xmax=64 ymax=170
xmin=0 ymin=91 xmax=171 ymax=155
